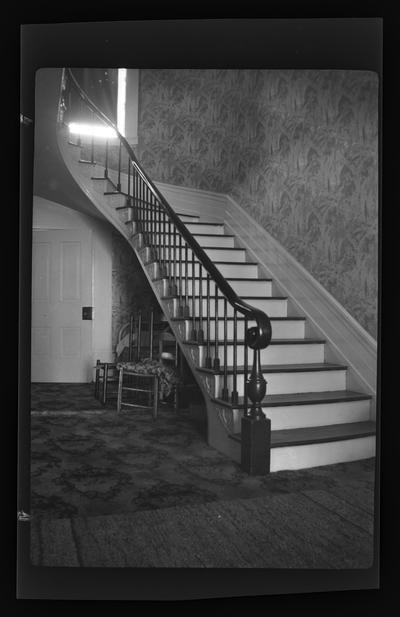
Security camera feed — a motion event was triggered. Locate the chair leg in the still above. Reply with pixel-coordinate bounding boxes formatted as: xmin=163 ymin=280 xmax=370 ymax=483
xmin=102 ymin=363 xmax=109 ymax=406
xmin=94 ymin=360 xmax=101 ymax=399
xmin=117 ymin=367 xmax=123 ymax=413
xmin=153 ymin=376 xmax=159 ymax=420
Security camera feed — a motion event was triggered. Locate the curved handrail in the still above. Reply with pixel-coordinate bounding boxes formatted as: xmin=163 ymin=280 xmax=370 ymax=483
xmin=65 ymin=68 xmax=272 ymax=350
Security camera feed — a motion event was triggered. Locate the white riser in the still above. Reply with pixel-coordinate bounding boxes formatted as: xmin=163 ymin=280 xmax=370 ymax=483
xmin=104 ymin=193 xmax=127 ymax=208
xmin=181 ymin=318 xmax=306 ymax=341
xmin=197 ymin=342 xmax=325 ymax=366
xmin=178 ymin=215 xmax=200 ymax=223
xmin=161 ymin=247 xmax=247 ymax=263
xmin=78 ymin=161 xmax=105 ymax=178
xmin=176 ymin=278 xmax=273 ymax=297
xmin=270 ymin=436 xmax=375 ymax=472
xmin=231 ymin=399 xmax=371 ymax=432
xmin=212 ymin=368 xmax=347 ymax=397
xmin=185 ymin=223 xmax=225 ymax=235
xmin=157 ymin=262 xmax=259 ymax=278
xmin=169 ymin=297 xmax=287 ymax=318
xmin=150 ymin=234 xmax=236 ymax=248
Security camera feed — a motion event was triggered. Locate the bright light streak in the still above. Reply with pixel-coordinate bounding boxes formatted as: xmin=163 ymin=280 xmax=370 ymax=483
xmin=117 ymin=68 xmax=127 ymax=137
xmin=68 ymin=122 xmax=117 ymax=139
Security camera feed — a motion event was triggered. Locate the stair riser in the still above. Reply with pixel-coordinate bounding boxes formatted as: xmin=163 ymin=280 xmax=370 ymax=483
xmin=163 ymin=278 xmax=273 ymax=297
xmin=193 ymin=342 xmax=325 ymax=367
xmin=166 ymin=297 xmax=288 ymax=318
xmin=178 ymin=215 xmax=200 ymax=223
xmin=150 ymin=234 xmax=236 ymax=248
xmin=210 ymin=369 xmax=347 ymax=397
xmin=270 ymin=436 xmax=375 ymax=472
xmin=161 ymin=247 xmax=247 ymax=263
xmin=78 ymin=161 xmax=105 ymax=178
xmin=146 ymin=261 xmax=259 ymax=278
xmin=129 ymin=222 xmax=225 ymax=235
xmin=91 ymin=178 xmax=115 ymax=193
xmin=176 ymin=319 xmax=306 ymax=341
xmin=231 ymin=399 xmax=371 ymax=432
xmin=185 ymin=223 xmax=225 ymax=235
xmin=104 ymin=193 xmax=128 ymax=208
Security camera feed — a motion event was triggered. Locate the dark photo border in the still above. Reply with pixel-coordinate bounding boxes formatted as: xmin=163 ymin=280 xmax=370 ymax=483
xmin=12 ymin=6 xmax=398 ymax=612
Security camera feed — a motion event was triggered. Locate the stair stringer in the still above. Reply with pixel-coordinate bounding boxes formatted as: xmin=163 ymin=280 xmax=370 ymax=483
xmin=56 ymin=127 xmax=242 ymax=462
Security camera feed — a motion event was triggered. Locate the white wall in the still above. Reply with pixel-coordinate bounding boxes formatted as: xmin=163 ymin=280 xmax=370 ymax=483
xmin=32 ymin=196 xmax=114 ymax=373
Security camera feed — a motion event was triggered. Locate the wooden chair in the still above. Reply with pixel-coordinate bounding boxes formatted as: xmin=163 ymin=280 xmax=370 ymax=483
xmin=94 ymin=310 xmax=161 ymax=406
xmin=116 ymin=313 xmax=181 ymax=416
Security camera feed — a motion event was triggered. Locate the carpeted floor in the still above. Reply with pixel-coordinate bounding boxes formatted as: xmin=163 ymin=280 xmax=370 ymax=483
xmin=30 ymin=383 xmax=377 ymax=568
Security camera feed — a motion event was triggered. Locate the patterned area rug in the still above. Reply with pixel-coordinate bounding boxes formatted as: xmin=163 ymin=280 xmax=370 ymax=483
xmin=31 ymin=383 xmax=375 ymax=520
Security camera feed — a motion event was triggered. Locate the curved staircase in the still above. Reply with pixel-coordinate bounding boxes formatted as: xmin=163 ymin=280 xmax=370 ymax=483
xmin=54 ymin=68 xmax=376 ymax=473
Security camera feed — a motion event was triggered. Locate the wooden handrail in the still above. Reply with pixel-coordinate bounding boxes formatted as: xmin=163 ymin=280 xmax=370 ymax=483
xmin=65 ymin=68 xmax=272 ymax=352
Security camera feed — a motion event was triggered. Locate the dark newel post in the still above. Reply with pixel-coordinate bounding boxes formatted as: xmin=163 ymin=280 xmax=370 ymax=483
xmin=241 ymin=343 xmax=271 ymax=475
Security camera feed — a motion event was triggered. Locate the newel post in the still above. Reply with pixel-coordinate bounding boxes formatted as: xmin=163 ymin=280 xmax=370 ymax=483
xmin=241 ymin=346 xmax=271 ymax=475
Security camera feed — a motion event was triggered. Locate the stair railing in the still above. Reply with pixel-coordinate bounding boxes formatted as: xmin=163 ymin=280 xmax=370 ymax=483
xmin=59 ymin=67 xmax=273 ymax=474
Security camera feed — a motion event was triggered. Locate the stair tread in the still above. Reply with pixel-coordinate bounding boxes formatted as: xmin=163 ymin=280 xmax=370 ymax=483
xmin=176 ymin=212 xmax=200 ymax=219
xmin=213 ymin=389 xmax=372 ymax=408
xmin=197 ymin=362 xmax=347 ymax=375
xmin=170 ymin=315 xmax=306 ymax=321
xmin=163 ymin=294 xmax=287 ymax=300
xmin=185 ymin=337 xmax=325 ymax=346
xmin=183 ymin=221 xmax=224 ymax=226
xmin=153 ymin=276 xmax=273 ymax=282
xmin=192 ymin=233 xmax=235 ymax=238
xmin=230 ymin=421 xmax=376 ymax=447
xmin=161 ymin=259 xmax=258 ymax=265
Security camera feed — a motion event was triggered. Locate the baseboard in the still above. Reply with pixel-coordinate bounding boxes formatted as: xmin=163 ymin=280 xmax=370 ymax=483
xmin=224 ymin=194 xmax=377 ymax=420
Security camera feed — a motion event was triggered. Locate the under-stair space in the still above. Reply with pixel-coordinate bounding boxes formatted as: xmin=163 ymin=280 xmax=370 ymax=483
xmin=56 ymin=68 xmax=376 ymax=474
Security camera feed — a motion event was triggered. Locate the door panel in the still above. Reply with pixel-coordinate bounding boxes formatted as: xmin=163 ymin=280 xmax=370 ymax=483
xmin=31 ymin=229 xmax=93 ymax=382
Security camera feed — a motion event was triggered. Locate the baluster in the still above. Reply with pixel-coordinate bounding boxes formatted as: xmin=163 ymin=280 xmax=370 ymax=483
xmin=162 ymin=210 xmax=167 ymax=280
xmin=214 ymin=286 xmax=220 ymax=372
xmin=148 ymin=186 xmax=154 ymax=261
xmin=198 ymin=263 xmax=204 ymax=343
xmin=178 ymin=235 xmax=183 ymax=315
xmin=243 ymin=317 xmax=249 ymax=416
xmin=172 ymin=225 xmax=178 ymax=298
xmin=104 ymin=139 xmax=109 ymax=179
xmin=232 ymin=308 xmax=239 ymax=404
xmin=117 ymin=140 xmax=122 ymax=191
xmin=190 ymin=253 xmax=197 ymax=341
xmin=222 ymin=297 xmax=229 ymax=401
xmin=126 ymin=158 xmax=131 ymax=208
xmin=205 ymin=275 xmax=212 ymax=368
xmin=183 ymin=242 xmax=190 ymax=317
xmin=168 ymin=218 xmax=173 ymax=295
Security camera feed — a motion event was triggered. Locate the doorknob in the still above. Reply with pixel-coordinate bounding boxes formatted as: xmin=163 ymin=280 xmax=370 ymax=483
xmin=82 ymin=307 xmax=93 ymax=320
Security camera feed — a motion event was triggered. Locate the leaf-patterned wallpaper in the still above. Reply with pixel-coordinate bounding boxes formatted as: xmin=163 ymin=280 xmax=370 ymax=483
xmin=112 ymin=231 xmax=159 ymax=352
xmin=137 ymin=69 xmax=378 ymax=338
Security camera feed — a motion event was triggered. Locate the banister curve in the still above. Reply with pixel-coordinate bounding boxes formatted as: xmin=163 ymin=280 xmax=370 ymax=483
xmin=65 ymin=68 xmax=272 ymax=351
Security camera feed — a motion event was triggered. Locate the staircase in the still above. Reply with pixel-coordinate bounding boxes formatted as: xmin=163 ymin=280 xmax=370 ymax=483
xmin=55 ymin=68 xmax=376 ymax=474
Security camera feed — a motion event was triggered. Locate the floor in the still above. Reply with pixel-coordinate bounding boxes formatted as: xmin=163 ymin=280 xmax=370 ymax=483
xmin=30 ymin=383 xmax=377 ymax=568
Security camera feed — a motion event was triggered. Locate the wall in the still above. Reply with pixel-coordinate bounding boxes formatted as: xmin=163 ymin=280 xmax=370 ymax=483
xmin=111 ymin=231 xmax=160 ymax=353
xmin=32 ymin=196 xmax=158 ymax=365
xmin=32 ymin=195 xmax=113 ymax=363
xmin=137 ymin=69 xmax=378 ymax=338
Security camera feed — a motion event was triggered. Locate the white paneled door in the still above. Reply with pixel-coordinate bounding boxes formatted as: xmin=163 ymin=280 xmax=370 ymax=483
xmin=31 ymin=229 xmax=93 ymax=382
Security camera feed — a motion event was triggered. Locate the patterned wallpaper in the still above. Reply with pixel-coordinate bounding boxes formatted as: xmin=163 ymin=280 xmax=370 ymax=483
xmin=137 ymin=69 xmax=379 ymax=338
xmin=112 ymin=231 xmax=159 ymax=353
